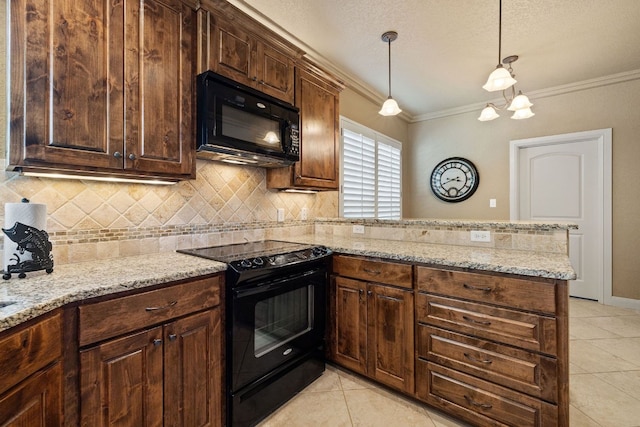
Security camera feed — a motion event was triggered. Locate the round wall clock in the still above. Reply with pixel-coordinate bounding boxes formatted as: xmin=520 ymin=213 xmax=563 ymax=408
xmin=430 ymin=157 xmax=480 ymax=203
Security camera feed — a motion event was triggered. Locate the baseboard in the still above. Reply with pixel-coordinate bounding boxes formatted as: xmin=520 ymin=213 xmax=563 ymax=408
xmin=604 ymin=295 xmax=640 ymax=311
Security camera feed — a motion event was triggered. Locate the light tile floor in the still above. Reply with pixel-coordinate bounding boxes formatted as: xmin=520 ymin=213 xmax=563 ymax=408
xmin=258 ymin=298 xmax=640 ymax=427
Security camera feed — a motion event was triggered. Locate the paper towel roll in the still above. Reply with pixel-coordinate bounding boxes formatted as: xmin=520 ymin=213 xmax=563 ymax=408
xmin=3 ymin=202 xmax=48 ymax=273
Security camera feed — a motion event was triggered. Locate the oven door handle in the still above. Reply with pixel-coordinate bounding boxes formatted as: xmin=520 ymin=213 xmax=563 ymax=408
xmin=233 ymin=269 xmax=322 ymax=299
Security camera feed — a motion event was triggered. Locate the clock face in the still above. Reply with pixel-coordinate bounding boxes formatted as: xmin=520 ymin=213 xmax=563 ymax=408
xmin=430 ymin=157 xmax=479 ymax=203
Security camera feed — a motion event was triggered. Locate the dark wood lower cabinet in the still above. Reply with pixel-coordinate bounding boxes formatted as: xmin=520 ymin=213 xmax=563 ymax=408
xmin=80 ymin=327 xmax=164 ymax=426
xmin=332 ymin=275 xmax=414 ymax=394
xmin=0 ymin=362 xmax=63 ymax=426
xmin=80 ymin=309 xmax=222 ymax=427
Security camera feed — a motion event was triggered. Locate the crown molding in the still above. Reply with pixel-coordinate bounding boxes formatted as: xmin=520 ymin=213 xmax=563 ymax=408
xmin=225 ymin=0 xmax=413 ymax=122
xmin=411 ymin=69 xmax=640 ymax=123
xmin=223 ymin=1 xmax=640 ymax=125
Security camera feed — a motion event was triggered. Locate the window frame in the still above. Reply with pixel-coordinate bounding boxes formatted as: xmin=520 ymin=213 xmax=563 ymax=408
xmin=339 ymin=117 xmax=403 ymax=219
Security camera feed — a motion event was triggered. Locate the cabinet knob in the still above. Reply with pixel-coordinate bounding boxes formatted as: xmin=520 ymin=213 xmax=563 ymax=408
xmin=153 ymin=339 xmax=162 ymax=346
xmin=367 ymin=290 xmax=372 ymax=296
xmin=359 ymin=289 xmax=364 ymax=295
xmin=168 ymin=334 xmax=177 ymax=341
xmin=252 ymin=76 xmax=257 ymax=81
xmin=113 ymin=151 xmax=123 ymax=158
xmin=128 ymin=153 xmax=136 ymax=160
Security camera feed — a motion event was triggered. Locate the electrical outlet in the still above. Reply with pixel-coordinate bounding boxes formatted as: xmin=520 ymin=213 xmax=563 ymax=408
xmin=277 ymin=208 xmax=285 ymax=222
xmin=489 ymin=198 xmax=497 ymax=208
xmin=470 ymin=230 xmax=491 ymax=242
xmin=301 ymin=207 xmax=308 ymax=220
xmin=352 ymin=225 xmax=365 ymax=234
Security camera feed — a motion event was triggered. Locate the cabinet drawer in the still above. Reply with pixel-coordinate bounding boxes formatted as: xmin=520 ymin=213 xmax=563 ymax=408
xmin=79 ymin=276 xmax=221 ymax=346
xmin=416 ymin=360 xmax=558 ymax=427
xmin=416 ymin=293 xmax=557 ymax=355
xmin=0 ymin=312 xmax=62 ymax=395
xmin=416 ymin=267 xmax=556 ymax=314
xmin=333 ymin=255 xmax=413 ymax=288
xmin=417 ymin=325 xmax=557 ymax=402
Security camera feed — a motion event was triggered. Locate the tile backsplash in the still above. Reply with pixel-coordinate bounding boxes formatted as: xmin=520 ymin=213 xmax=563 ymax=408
xmin=0 ymin=158 xmax=338 ymax=263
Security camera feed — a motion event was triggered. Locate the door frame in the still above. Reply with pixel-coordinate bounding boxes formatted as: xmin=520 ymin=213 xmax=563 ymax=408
xmin=509 ymin=128 xmax=614 ymax=306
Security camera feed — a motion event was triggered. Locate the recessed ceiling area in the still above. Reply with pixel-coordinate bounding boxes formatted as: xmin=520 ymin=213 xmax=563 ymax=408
xmin=228 ymin=0 xmax=640 ymax=121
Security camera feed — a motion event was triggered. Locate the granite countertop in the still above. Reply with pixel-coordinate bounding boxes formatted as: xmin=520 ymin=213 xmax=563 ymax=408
xmin=284 ymin=234 xmax=577 ymax=281
xmin=0 ymin=234 xmax=575 ymax=334
xmin=0 ymin=253 xmax=226 ymax=333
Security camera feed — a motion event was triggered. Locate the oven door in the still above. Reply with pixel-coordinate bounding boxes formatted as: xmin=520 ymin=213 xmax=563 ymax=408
xmin=229 ymin=266 xmax=326 ymax=392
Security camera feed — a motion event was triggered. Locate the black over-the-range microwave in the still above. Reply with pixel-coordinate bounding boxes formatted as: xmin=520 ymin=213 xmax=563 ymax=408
xmin=196 ymin=71 xmax=300 ymax=168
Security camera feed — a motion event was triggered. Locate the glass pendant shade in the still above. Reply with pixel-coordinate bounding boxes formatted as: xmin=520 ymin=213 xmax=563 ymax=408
xmin=510 ymin=107 xmax=535 ymax=120
xmin=482 ymin=65 xmax=517 ymax=92
xmin=508 ymin=92 xmax=533 ymax=111
xmin=379 ymin=97 xmax=402 ymax=116
xmin=478 ymin=105 xmax=500 ymax=121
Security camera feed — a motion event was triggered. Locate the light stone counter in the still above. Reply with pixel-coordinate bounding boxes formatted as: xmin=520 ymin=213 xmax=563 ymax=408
xmin=0 ymin=233 xmax=576 ymax=334
xmin=283 ymin=234 xmax=577 ymax=281
xmin=0 ymin=253 xmax=226 ymax=333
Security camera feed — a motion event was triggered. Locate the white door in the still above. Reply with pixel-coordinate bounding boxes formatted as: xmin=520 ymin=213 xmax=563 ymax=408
xmin=510 ymin=129 xmax=611 ymax=302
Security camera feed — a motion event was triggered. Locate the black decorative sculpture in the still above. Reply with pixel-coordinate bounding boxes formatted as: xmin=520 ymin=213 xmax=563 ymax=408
xmin=2 ymin=221 xmax=54 ymax=279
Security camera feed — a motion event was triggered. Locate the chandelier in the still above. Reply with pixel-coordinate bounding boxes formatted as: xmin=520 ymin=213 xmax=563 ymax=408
xmin=478 ymin=0 xmax=534 ymax=121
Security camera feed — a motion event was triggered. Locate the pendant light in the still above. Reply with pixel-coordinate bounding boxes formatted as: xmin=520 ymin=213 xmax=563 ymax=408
xmin=378 ymin=31 xmax=402 ymax=116
xmin=478 ymin=0 xmax=534 ymax=121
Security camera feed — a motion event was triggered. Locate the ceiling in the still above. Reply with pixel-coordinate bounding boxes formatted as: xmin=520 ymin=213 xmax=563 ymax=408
xmin=227 ymin=0 xmax=640 ymax=121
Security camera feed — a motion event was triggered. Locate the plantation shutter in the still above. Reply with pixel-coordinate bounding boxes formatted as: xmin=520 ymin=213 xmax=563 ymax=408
xmin=377 ymin=137 xmax=402 ymax=219
xmin=340 ymin=118 xmax=402 ymax=219
xmin=342 ymin=128 xmax=376 ymax=218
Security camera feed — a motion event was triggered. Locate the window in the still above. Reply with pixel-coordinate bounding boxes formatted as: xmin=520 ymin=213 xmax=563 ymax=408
xmin=340 ymin=118 xmax=402 ymax=219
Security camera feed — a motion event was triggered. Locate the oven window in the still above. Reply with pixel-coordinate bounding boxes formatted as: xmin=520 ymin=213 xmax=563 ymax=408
xmin=221 ymin=104 xmax=283 ymax=152
xmin=254 ymin=285 xmax=314 ymax=358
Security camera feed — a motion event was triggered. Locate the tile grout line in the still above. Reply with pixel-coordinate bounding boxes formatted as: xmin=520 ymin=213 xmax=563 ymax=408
xmin=337 ymin=373 xmax=356 ymax=427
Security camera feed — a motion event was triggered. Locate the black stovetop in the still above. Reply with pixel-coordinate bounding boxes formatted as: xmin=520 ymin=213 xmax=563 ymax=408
xmin=177 ymin=240 xmax=313 ymax=263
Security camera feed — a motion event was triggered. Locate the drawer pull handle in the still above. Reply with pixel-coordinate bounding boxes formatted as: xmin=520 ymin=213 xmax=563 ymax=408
xmin=363 ymin=268 xmax=381 ymax=275
xmin=152 ymin=339 xmax=162 ymax=346
xmin=463 ymin=283 xmax=493 ymax=292
xmin=464 ymin=352 xmax=493 ymax=364
xmin=168 ymin=334 xmax=177 ymax=341
xmin=145 ymin=300 xmax=178 ymax=312
xmin=462 ymin=315 xmax=492 ymax=326
xmin=464 ymin=395 xmax=492 ymax=410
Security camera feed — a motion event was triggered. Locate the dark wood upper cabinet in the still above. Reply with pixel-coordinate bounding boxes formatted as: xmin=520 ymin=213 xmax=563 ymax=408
xmin=8 ymin=0 xmax=196 ymax=180
xmin=267 ymin=61 xmax=343 ymax=191
xmin=197 ymin=4 xmax=300 ymax=104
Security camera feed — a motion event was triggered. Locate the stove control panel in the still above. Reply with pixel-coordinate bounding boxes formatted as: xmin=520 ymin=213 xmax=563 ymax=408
xmin=229 ymin=246 xmax=332 ymax=271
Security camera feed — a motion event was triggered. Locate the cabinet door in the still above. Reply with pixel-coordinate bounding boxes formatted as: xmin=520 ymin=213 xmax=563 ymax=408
xmin=164 ymin=309 xmax=222 ymax=427
xmin=367 ymin=284 xmax=414 ymax=394
xmin=0 ymin=362 xmax=62 ymax=426
xmin=255 ymin=42 xmax=295 ymax=103
xmin=124 ymin=0 xmax=195 ymax=176
xmin=333 ymin=277 xmax=367 ymax=374
xmin=293 ymin=68 xmax=340 ymax=189
xmin=208 ymin=16 xmax=255 ymax=85
xmin=80 ymin=327 xmax=164 ymax=427
xmin=9 ymin=0 xmax=124 ymax=170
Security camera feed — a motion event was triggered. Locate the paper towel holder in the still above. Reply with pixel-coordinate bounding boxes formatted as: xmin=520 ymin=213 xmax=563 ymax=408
xmin=2 ymin=198 xmax=54 ymax=279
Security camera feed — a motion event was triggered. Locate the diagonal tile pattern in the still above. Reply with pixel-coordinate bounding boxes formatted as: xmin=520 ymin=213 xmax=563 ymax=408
xmin=260 ymin=298 xmax=640 ymax=427
xmin=0 ymin=158 xmax=336 ymax=233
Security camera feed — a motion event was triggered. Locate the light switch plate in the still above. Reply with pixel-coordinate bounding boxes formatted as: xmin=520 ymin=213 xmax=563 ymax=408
xmin=352 ymin=225 xmax=365 ymax=234
xmin=490 ymin=198 xmax=497 ymax=208
xmin=301 ymin=207 xmax=308 ymax=220
xmin=277 ymin=208 xmax=284 ymax=222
